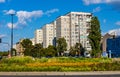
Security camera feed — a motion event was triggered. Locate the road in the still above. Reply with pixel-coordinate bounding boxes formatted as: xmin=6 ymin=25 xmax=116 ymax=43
xmin=1 ymin=75 xmax=120 ymax=77
xmin=0 ymin=72 xmax=120 ymax=77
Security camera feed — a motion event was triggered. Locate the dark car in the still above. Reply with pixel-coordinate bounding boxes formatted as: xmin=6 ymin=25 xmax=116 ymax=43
xmin=0 ymin=56 xmax=2 ymax=60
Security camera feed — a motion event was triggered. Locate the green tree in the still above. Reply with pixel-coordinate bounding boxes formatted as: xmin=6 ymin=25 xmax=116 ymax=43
xmin=69 ymin=43 xmax=85 ymax=57
xmin=88 ymin=17 xmax=101 ymax=58
xmin=31 ymin=43 xmax=43 ymax=57
xmin=0 ymin=51 xmax=8 ymax=56
xmin=39 ymin=48 xmax=46 ymax=57
xmin=57 ymin=38 xmax=67 ymax=56
xmin=74 ymin=43 xmax=81 ymax=56
xmin=21 ymin=39 xmax=33 ymax=56
xmin=46 ymin=45 xmax=57 ymax=57
xmin=69 ymin=46 xmax=76 ymax=56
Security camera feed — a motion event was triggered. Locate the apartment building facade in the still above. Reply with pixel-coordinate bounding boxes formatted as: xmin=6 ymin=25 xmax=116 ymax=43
xmin=56 ymin=12 xmax=92 ymax=51
xmin=56 ymin=16 xmax=70 ymax=49
xmin=35 ymin=29 xmax=43 ymax=44
xmin=42 ymin=22 xmax=56 ymax=48
xmin=34 ymin=12 xmax=92 ymax=51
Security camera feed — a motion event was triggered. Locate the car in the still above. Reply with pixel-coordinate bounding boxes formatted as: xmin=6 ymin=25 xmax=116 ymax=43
xmin=0 ymin=56 xmax=2 ymax=60
xmin=84 ymin=51 xmax=91 ymax=58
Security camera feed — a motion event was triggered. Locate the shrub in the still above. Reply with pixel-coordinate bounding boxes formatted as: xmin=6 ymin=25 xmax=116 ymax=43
xmin=0 ymin=57 xmax=119 ymax=71
xmin=1 ymin=56 xmax=34 ymax=64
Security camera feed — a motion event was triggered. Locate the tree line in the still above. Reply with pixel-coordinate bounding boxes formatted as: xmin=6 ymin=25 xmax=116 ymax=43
xmin=19 ymin=16 xmax=102 ymax=58
xmin=21 ymin=38 xmax=87 ymax=57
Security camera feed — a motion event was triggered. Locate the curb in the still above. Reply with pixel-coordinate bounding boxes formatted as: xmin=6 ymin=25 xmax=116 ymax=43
xmin=0 ymin=71 xmax=120 ymax=76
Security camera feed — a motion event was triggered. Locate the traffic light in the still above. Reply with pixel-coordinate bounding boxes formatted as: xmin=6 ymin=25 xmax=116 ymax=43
xmin=0 ymin=38 xmax=1 ymax=43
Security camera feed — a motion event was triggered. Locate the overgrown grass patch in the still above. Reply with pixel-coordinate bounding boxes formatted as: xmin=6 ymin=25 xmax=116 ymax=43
xmin=0 ymin=56 xmax=119 ymax=71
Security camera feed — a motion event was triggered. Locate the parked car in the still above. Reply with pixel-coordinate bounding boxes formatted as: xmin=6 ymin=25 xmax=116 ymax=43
xmin=84 ymin=51 xmax=91 ymax=58
xmin=0 ymin=56 xmax=2 ymax=60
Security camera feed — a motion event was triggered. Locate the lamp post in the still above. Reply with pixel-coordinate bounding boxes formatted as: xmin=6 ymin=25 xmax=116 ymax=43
xmin=10 ymin=13 xmax=15 ymax=57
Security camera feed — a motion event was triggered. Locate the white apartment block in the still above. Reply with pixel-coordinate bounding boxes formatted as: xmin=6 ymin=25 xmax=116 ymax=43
xmin=35 ymin=29 xmax=43 ymax=44
xmin=56 ymin=12 xmax=92 ymax=51
xmin=51 ymin=21 xmax=57 ymax=46
xmin=56 ymin=16 xmax=70 ymax=49
xmin=42 ymin=22 xmax=56 ymax=48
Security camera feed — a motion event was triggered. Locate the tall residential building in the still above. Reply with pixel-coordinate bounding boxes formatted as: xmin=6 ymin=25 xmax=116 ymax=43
xmin=42 ymin=22 xmax=56 ymax=48
xmin=56 ymin=12 xmax=92 ymax=51
xmin=52 ymin=21 xmax=57 ymax=47
xmin=56 ymin=16 xmax=70 ymax=49
xmin=35 ymin=29 xmax=43 ymax=44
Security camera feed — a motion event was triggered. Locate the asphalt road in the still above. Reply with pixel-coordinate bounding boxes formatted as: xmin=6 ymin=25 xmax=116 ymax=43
xmin=1 ymin=75 xmax=120 ymax=77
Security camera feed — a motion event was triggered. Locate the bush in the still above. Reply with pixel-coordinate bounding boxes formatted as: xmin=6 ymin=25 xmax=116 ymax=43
xmin=1 ymin=56 xmax=34 ymax=64
xmin=0 ymin=57 xmax=119 ymax=71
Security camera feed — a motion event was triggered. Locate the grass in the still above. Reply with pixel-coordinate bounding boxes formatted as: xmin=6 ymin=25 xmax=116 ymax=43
xmin=0 ymin=56 xmax=119 ymax=71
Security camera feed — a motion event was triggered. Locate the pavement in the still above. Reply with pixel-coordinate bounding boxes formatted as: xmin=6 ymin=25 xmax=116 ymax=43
xmin=0 ymin=71 xmax=120 ymax=76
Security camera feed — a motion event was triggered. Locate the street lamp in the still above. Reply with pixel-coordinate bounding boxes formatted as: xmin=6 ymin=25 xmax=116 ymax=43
xmin=10 ymin=13 xmax=15 ymax=57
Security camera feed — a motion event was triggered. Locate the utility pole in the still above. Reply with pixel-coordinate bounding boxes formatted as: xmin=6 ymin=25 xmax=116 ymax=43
xmin=10 ymin=13 xmax=15 ymax=57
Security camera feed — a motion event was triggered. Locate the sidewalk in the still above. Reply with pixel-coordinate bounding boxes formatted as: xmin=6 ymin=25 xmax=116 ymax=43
xmin=0 ymin=71 xmax=120 ymax=76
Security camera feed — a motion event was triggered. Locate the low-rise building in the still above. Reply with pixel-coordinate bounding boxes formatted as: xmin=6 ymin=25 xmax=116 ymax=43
xmin=101 ymin=33 xmax=114 ymax=52
xmin=15 ymin=39 xmax=24 ymax=56
xmin=107 ymin=36 xmax=120 ymax=57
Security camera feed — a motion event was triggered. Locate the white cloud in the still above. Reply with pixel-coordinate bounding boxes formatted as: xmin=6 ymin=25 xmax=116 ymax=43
xmin=4 ymin=9 xmax=16 ymax=15
xmin=4 ymin=10 xmax=44 ymax=28
xmin=83 ymin=0 xmax=120 ymax=12
xmin=7 ymin=23 xmax=17 ymax=29
xmin=16 ymin=10 xmax=43 ymax=25
xmin=45 ymin=8 xmax=59 ymax=16
xmin=4 ymin=9 xmax=59 ymax=29
xmin=0 ymin=34 xmax=6 ymax=38
xmin=116 ymin=21 xmax=120 ymax=26
xmin=0 ymin=0 xmax=5 ymax=3
xmin=108 ymin=28 xmax=120 ymax=35
xmin=92 ymin=6 xmax=101 ymax=13
xmin=83 ymin=0 xmax=113 ymax=5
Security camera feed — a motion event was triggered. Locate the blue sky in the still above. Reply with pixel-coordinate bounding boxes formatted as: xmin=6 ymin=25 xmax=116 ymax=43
xmin=0 ymin=0 xmax=120 ymax=51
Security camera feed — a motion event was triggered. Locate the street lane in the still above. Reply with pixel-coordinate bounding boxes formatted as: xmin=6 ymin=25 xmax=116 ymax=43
xmin=1 ymin=74 xmax=120 ymax=77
